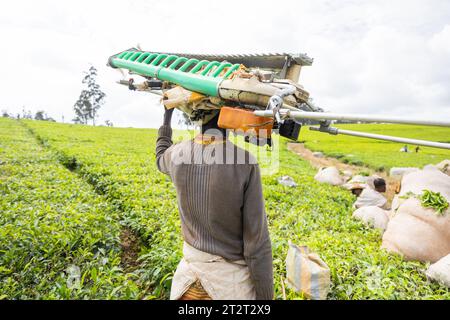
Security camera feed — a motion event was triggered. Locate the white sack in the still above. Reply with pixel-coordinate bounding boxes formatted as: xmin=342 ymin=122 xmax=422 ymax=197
xmin=383 ymin=170 xmax=450 ymax=262
xmin=391 ymin=169 xmax=450 ymax=211
xmin=343 ymin=175 xmax=368 ymax=190
xmin=354 ymin=188 xmax=388 ymax=209
xmin=352 ymin=206 xmax=390 ymax=231
xmin=389 ymin=167 xmax=419 ymax=179
xmin=314 ymin=167 xmax=344 ymax=186
xmin=278 ymin=175 xmax=298 ymax=187
xmin=423 ymin=164 xmax=439 ymax=171
xmin=382 ymin=198 xmax=450 ymax=263
xmin=425 ymin=254 xmax=450 ymax=288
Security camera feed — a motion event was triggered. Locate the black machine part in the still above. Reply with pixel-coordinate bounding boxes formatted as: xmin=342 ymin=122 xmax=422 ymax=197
xmin=146 ymin=79 xmax=163 ymax=89
xmin=278 ymin=119 xmax=302 ymax=141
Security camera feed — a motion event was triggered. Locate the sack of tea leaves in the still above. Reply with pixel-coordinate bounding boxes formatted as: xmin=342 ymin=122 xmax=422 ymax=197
xmin=389 ymin=167 xmax=419 ymax=179
xmin=314 ymin=167 xmax=344 ymax=186
xmin=425 ymin=254 xmax=450 ymax=288
xmin=354 ymin=187 xmax=388 ymax=209
xmin=391 ymin=169 xmax=450 ymax=211
xmin=285 ymin=243 xmax=330 ymax=300
xmin=352 ymin=206 xmax=390 ymax=231
xmin=382 ymin=170 xmax=450 ymax=262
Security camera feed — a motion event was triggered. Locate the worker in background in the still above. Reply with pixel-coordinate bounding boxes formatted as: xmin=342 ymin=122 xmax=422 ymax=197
xmin=155 ymin=106 xmax=273 ymax=300
xmin=373 ymin=178 xmax=387 ymax=193
xmin=354 ymin=178 xmax=388 ymax=209
xmin=349 ymin=184 xmax=365 ymax=197
xmin=415 ymin=146 xmax=420 ymax=153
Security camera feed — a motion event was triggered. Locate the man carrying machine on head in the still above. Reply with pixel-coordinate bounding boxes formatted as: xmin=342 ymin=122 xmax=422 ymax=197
xmin=155 ymin=106 xmax=274 ymax=300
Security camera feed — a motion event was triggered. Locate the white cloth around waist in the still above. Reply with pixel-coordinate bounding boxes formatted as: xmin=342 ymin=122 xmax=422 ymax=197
xmin=170 ymin=242 xmax=256 ymax=300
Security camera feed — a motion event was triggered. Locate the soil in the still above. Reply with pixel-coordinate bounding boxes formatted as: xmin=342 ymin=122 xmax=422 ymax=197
xmin=120 ymin=227 xmax=142 ymax=271
xmin=287 ymin=143 xmax=399 ymax=205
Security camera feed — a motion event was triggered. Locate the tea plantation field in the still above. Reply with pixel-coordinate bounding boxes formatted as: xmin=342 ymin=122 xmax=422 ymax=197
xmin=301 ymin=124 xmax=450 ymax=171
xmin=0 ymin=119 xmax=140 ymax=299
xmin=1 ymin=117 xmax=449 ymax=299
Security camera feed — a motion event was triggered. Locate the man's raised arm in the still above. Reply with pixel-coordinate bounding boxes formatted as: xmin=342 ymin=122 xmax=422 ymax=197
xmin=156 ymin=108 xmax=174 ymax=175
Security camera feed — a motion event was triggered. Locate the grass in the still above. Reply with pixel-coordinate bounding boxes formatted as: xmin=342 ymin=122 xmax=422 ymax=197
xmin=0 ymin=117 xmax=448 ymax=299
xmin=300 ymin=124 xmax=450 ymax=172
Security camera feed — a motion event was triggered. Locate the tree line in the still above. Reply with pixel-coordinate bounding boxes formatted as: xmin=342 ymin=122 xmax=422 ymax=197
xmin=2 ymin=108 xmax=56 ymax=122
xmin=2 ymin=65 xmax=113 ymax=127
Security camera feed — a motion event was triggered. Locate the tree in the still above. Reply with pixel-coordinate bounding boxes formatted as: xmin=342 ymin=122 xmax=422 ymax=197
xmin=34 ymin=110 xmax=45 ymax=121
xmin=73 ymin=66 xmax=106 ymax=125
xmin=105 ymin=120 xmax=113 ymax=127
xmin=33 ymin=110 xmax=56 ymax=122
xmin=1 ymin=110 xmax=10 ymax=118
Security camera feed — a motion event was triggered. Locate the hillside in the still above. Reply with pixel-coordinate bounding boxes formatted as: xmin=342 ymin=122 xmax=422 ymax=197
xmin=301 ymin=123 xmax=450 ymax=171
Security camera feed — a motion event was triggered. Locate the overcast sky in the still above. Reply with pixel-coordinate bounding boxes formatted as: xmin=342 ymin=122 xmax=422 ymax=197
xmin=1 ymin=0 xmax=449 ymax=128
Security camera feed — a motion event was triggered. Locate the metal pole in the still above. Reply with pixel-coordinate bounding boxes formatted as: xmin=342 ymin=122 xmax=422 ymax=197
xmin=309 ymin=126 xmax=450 ymax=150
xmin=253 ymin=110 xmax=450 ymax=127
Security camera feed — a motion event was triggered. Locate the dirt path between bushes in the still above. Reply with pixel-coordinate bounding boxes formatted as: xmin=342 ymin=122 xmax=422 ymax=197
xmin=23 ymin=120 xmax=145 ymax=274
xmin=287 ymin=143 xmax=399 ymax=204
xmin=120 ymin=227 xmax=142 ymax=272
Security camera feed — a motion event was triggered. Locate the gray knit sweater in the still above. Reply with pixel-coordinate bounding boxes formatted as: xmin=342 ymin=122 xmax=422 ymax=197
xmin=155 ymin=125 xmax=273 ymax=300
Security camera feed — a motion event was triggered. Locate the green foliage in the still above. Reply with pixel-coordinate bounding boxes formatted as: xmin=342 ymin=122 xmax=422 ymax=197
xmin=357 ymin=170 xmax=371 ymax=177
xmin=34 ymin=110 xmax=55 ymax=122
xmin=1 ymin=118 xmax=449 ymax=299
xmin=301 ymin=124 xmax=450 ymax=171
xmin=420 ymin=190 xmax=449 ymax=215
xmin=0 ymin=118 xmax=139 ymax=299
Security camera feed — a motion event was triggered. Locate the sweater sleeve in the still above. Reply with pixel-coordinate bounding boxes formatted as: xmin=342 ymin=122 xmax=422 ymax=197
xmin=242 ymin=164 xmax=274 ymax=300
xmin=155 ymin=125 xmax=173 ymax=175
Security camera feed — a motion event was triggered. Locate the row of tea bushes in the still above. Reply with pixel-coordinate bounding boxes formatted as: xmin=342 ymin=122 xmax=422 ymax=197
xmin=0 ymin=118 xmax=140 ymax=299
xmin=22 ymin=119 xmax=450 ymax=299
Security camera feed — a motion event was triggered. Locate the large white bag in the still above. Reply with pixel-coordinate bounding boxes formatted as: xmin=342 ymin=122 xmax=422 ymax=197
xmin=352 ymin=206 xmax=390 ymax=231
xmin=389 ymin=167 xmax=419 ymax=179
xmin=354 ymin=188 xmax=388 ymax=209
xmin=314 ymin=167 xmax=344 ymax=186
xmin=391 ymin=169 xmax=450 ymax=211
xmin=382 ymin=169 xmax=450 ymax=263
xmin=425 ymin=254 xmax=450 ymax=288
xmin=343 ymin=175 xmax=367 ymax=191
xmin=382 ymin=198 xmax=450 ymax=263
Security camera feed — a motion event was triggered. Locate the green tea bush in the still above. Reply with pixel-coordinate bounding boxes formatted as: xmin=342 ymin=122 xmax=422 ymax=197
xmin=0 ymin=119 xmax=139 ymax=299
xmin=11 ymin=119 xmax=449 ymax=299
